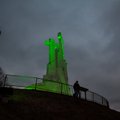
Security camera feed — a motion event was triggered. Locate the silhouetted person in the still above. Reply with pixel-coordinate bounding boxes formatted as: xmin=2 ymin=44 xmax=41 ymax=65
xmin=73 ymin=81 xmax=81 ymax=98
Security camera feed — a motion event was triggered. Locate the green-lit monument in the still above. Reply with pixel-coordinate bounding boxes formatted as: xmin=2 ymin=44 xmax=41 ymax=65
xmin=27 ymin=32 xmax=70 ymax=95
xmin=43 ymin=32 xmax=68 ymax=84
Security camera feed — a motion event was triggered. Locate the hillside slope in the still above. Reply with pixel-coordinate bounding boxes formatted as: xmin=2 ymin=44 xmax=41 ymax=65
xmin=0 ymin=89 xmax=120 ymax=120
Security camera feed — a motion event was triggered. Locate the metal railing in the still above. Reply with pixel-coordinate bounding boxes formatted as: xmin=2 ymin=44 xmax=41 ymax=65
xmin=2 ymin=74 xmax=109 ymax=107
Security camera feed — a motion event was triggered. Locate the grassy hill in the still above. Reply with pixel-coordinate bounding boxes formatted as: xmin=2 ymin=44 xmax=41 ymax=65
xmin=0 ymin=88 xmax=120 ymax=120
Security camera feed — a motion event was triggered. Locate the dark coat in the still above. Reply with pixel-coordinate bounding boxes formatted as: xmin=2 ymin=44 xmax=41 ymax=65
xmin=73 ymin=82 xmax=80 ymax=92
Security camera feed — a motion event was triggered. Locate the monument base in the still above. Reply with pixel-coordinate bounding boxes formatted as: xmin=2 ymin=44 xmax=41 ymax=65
xmin=26 ymin=79 xmax=71 ymax=95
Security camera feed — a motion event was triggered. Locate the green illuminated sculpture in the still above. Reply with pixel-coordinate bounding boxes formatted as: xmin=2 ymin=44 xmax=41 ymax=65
xmin=42 ymin=32 xmax=69 ymax=94
xmin=27 ymin=32 xmax=70 ymax=95
xmin=43 ymin=32 xmax=68 ymax=84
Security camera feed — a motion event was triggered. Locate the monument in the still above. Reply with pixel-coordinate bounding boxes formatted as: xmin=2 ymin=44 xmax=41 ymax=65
xmin=43 ymin=32 xmax=68 ymax=84
xmin=27 ymin=32 xmax=70 ymax=94
xmin=42 ymin=32 xmax=70 ymax=94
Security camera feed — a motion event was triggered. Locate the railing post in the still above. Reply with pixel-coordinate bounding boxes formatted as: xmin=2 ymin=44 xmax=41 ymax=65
xmin=85 ymin=91 xmax=87 ymax=100
xmin=61 ymin=83 xmax=62 ymax=94
xmin=3 ymin=75 xmax=7 ymax=87
xmin=102 ymin=97 xmax=103 ymax=105
xmin=35 ymin=77 xmax=37 ymax=90
xmin=92 ymin=92 xmax=94 ymax=102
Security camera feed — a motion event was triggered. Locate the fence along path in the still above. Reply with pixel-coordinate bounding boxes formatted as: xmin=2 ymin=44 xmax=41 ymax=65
xmin=4 ymin=74 xmax=109 ymax=107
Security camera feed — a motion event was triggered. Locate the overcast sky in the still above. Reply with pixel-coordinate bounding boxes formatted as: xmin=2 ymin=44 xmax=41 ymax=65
xmin=0 ymin=0 xmax=120 ymax=111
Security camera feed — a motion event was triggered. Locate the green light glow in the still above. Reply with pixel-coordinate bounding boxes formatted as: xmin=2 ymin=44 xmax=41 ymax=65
xmin=26 ymin=32 xmax=70 ymax=95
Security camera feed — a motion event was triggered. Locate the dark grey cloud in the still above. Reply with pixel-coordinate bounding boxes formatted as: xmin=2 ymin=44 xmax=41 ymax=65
xmin=0 ymin=0 xmax=120 ymax=111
